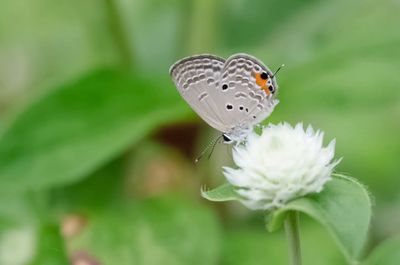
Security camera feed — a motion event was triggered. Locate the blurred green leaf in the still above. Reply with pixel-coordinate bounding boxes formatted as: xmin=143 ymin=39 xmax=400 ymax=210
xmin=0 ymin=69 xmax=189 ymax=192
xmin=69 ymin=196 xmax=221 ymax=265
xmin=201 ymin=183 xmax=240 ymax=202
xmin=365 ymin=237 xmax=400 ymax=265
xmin=29 ymin=223 xmax=69 ymax=265
xmin=50 ymin=158 xmax=125 ymax=213
xmin=0 ymin=194 xmax=35 ymax=228
xmin=267 ymin=174 xmax=372 ymax=263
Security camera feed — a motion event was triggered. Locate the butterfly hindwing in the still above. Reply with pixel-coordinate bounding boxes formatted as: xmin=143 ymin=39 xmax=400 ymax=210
xmin=215 ymin=53 xmax=278 ymax=129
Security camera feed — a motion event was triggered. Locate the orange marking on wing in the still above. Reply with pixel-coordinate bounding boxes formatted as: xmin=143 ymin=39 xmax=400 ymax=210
xmin=255 ymin=73 xmax=265 ymax=87
xmin=254 ymin=72 xmax=271 ymax=95
xmin=262 ymin=85 xmax=271 ymax=95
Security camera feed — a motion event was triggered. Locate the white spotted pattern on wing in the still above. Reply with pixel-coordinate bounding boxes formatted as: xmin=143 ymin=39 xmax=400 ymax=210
xmin=216 ymin=53 xmax=278 ymax=130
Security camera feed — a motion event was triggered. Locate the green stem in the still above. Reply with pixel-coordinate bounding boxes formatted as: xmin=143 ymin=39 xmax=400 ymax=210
xmin=284 ymin=211 xmax=302 ymax=265
xmin=103 ymin=0 xmax=134 ymax=69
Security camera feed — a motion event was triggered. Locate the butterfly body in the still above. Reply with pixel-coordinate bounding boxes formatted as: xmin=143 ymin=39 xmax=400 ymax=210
xmin=169 ymin=53 xmax=279 ymax=144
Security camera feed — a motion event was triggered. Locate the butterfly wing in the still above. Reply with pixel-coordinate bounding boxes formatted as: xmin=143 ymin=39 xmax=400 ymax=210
xmin=170 ymin=53 xmax=279 ymax=137
xmin=215 ymin=53 xmax=279 ymax=130
xmin=169 ymin=54 xmax=231 ymax=132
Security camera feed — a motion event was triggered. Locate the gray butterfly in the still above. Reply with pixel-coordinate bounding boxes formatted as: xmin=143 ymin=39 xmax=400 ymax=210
xmin=169 ymin=53 xmax=280 ymax=144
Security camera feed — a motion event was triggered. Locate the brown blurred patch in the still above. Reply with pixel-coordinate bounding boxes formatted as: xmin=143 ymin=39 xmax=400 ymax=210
xmin=153 ymin=122 xmax=201 ymax=159
xmin=139 ymin=156 xmax=194 ymax=196
xmin=61 ymin=214 xmax=87 ymax=239
xmin=124 ymin=140 xmax=199 ymax=198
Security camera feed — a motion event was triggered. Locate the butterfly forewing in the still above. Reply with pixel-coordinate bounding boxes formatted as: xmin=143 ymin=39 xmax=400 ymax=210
xmin=169 ymin=54 xmax=231 ymax=132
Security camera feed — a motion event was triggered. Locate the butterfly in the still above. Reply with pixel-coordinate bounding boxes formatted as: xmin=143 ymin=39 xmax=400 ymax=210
xmin=169 ymin=53 xmax=281 ymax=145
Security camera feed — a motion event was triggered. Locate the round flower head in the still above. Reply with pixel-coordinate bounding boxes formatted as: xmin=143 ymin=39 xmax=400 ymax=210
xmin=223 ymin=123 xmax=340 ymax=210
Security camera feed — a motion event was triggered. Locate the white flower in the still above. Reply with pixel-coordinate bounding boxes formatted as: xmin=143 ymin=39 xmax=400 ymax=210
xmin=223 ymin=122 xmax=340 ymax=210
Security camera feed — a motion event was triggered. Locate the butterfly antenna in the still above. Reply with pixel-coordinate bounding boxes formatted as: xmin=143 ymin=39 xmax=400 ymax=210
xmin=195 ymin=135 xmax=223 ymax=163
xmin=272 ymin=64 xmax=285 ymax=78
xmin=207 ymin=135 xmax=223 ymax=160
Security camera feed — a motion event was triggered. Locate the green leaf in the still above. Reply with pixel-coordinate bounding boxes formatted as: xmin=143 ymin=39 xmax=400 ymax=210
xmin=69 ymin=197 xmax=221 ymax=265
xmin=201 ymin=183 xmax=240 ymax=202
xmin=50 ymin=158 xmax=125 ymax=213
xmin=0 ymin=193 xmax=36 ymax=227
xmin=267 ymin=174 xmax=372 ymax=263
xmin=29 ymin=223 xmax=69 ymax=265
xmin=365 ymin=237 xmax=400 ymax=265
xmin=0 ymin=69 xmax=189 ymax=192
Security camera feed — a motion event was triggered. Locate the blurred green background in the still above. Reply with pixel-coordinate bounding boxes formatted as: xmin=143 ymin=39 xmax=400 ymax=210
xmin=0 ymin=0 xmax=399 ymax=264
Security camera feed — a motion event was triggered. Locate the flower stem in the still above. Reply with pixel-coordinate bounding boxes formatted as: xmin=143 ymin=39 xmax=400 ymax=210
xmin=284 ymin=211 xmax=302 ymax=265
